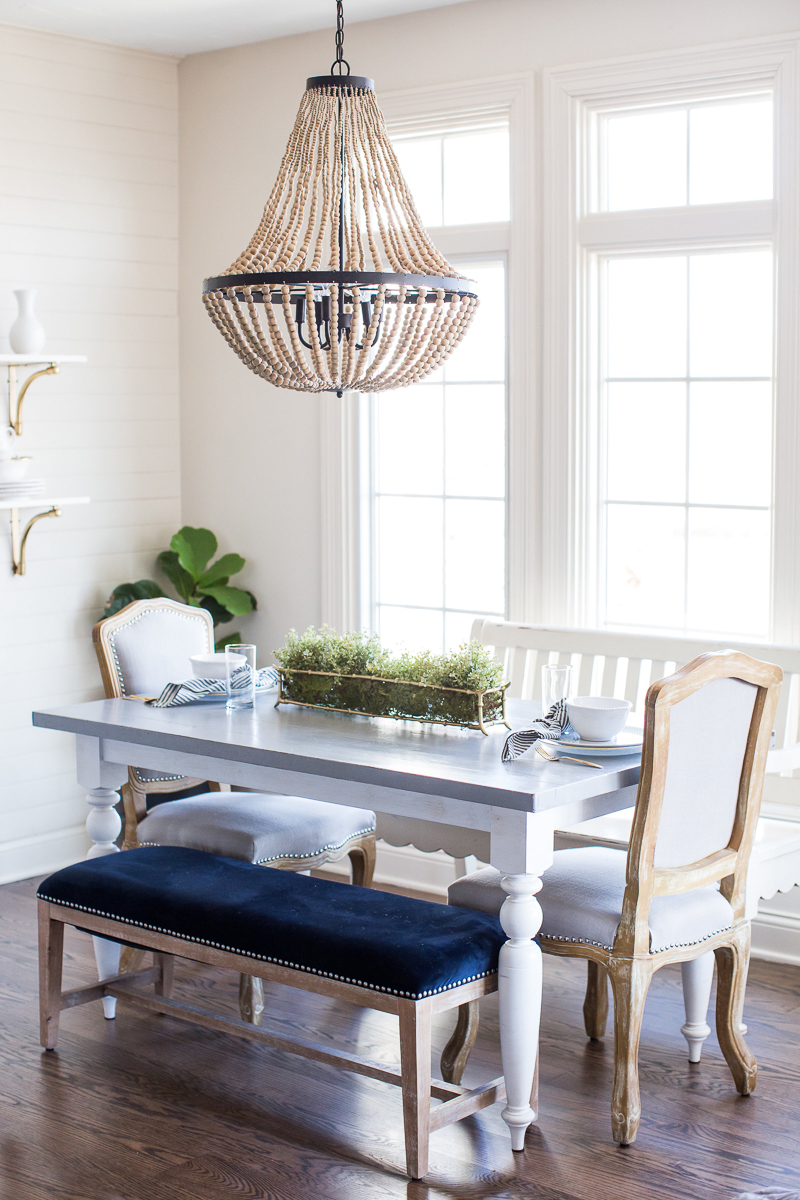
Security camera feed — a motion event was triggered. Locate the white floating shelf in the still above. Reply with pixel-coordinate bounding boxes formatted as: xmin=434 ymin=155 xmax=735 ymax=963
xmin=0 ymin=495 xmax=90 ymax=511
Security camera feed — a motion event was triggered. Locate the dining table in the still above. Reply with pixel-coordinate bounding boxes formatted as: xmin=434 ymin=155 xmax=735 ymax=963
xmin=32 ymin=691 xmax=642 ymax=1151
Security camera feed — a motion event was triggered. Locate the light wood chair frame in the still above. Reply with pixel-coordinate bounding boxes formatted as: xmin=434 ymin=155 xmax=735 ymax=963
xmin=39 ymin=899 xmax=504 ymax=1180
xmin=91 ymin=597 xmax=377 ymax=1022
xmin=541 ymin=650 xmax=782 ymax=1145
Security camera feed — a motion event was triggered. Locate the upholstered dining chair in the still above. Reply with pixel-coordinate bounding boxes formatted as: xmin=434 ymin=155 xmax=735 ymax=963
xmin=448 ymin=650 xmax=782 ymax=1145
xmin=93 ymin=597 xmax=377 ymax=1022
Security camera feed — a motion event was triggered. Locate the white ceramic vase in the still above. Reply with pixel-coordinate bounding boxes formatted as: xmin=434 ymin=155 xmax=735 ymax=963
xmin=9 ymin=288 xmax=46 ymax=355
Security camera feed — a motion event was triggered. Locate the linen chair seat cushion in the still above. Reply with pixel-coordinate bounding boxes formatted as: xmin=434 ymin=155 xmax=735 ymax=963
xmin=136 ymin=792 xmax=376 ymax=865
xmin=448 ymin=847 xmax=734 ymax=954
xmin=38 ymin=846 xmax=506 ymax=999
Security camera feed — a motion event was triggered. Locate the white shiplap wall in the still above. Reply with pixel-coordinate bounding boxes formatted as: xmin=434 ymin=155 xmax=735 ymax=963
xmin=0 ymin=25 xmax=179 ymax=882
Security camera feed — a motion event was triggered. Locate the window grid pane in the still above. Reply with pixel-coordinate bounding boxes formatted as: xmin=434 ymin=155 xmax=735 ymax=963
xmin=599 ymin=93 xmax=773 ymax=213
xmin=600 ymin=248 xmax=774 ymax=638
xmin=370 ymin=258 xmax=507 ymax=654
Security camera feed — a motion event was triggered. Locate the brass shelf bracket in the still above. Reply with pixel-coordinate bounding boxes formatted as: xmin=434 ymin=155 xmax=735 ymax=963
xmin=7 ymin=362 xmax=60 ymax=436
xmin=10 ymin=505 xmax=61 ymax=575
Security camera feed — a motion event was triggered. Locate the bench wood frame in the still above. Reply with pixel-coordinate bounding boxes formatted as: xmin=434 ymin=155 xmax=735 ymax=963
xmin=39 ymin=899 xmax=506 ymax=1180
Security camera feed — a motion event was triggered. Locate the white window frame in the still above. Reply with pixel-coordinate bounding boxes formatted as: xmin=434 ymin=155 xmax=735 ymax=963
xmin=542 ymin=35 xmax=800 ymax=641
xmin=320 ymin=73 xmax=534 ymax=633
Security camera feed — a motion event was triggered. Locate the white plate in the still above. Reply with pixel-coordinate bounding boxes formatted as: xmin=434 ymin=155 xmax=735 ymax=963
xmin=552 ymin=725 xmax=644 ymax=756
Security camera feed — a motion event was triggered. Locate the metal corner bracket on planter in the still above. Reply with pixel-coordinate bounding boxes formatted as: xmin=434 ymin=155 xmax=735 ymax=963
xmin=275 ymin=669 xmax=511 ymax=734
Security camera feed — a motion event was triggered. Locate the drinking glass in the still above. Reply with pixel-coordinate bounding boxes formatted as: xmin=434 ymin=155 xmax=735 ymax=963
xmin=226 ymin=644 xmax=256 ymax=710
xmin=542 ymin=663 xmax=572 ymax=714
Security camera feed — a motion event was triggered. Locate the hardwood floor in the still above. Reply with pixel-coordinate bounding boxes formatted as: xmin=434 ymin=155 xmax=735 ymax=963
xmin=2 ymin=872 xmax=800 ymax=1200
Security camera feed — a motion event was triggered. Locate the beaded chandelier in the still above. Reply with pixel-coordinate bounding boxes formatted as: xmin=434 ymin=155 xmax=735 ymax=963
xmin=203 ymin=2 xmax=478 ymax=396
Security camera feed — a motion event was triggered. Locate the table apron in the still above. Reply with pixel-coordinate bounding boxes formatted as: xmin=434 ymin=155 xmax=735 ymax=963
xmin=76 ymin=735 xmax=639 ymax=836
xmin=95 ymin=737 xmax=495 ymax=831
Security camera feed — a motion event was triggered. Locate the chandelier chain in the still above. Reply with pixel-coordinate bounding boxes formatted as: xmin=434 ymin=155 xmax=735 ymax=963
xmin=332 ymin=0 xmax=350 ymax=75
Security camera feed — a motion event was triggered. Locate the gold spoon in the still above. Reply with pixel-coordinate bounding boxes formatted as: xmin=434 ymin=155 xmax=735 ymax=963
xmin=535 ymin=742 xmax=603 ymax=769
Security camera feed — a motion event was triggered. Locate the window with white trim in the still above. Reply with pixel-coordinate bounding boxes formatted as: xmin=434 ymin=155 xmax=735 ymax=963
xmin=580 ymin=87 xmax=778 ymax=638
xmin=360 ymin=121 xmax=510 ymax=653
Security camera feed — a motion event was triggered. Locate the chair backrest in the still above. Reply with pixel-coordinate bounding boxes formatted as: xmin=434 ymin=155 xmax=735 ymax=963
xmin=93 ymin=598 xmax=214 ymax=700
xmin=617 ymin=651 xmax=781 ymax=956
xmin=471 ymin=618 xmax=800 ymax=770
xmin=93 ymin=599 xmax=214 ymax=798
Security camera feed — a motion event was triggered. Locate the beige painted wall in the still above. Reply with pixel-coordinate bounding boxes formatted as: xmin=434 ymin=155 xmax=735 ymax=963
xmin=0 ymin=25 xmax=180 ymax=880
xmin=178 ymin=0 xmax=800 ymax=662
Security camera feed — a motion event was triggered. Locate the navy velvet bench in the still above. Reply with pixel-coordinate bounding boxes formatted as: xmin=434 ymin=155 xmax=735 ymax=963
xmin=37 ymin=845 xmax=508 ymax=1179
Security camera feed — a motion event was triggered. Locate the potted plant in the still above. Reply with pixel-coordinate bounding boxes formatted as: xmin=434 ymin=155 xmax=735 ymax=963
xmin=103 ymin=526 xmax=256 ymax=650
xmin=274 ymin=627 xmax=510 ymax=734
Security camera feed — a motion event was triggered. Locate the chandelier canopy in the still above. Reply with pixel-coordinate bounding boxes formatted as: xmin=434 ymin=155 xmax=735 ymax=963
xmin=203 ymin=4 xmax=478 ymax=396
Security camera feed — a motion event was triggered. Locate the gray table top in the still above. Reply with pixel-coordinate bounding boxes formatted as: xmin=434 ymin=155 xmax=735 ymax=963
xmin=32 ymin=693 xmax=642 ymax=814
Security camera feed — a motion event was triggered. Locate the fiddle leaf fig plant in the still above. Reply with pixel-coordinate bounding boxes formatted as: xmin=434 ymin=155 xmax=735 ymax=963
xmin=103 ymin=526 xmax=256 ymax=650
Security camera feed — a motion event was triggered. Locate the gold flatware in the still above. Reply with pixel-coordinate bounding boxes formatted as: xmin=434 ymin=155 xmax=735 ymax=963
xmin=535 ymin=743 xmax=603 ymax=769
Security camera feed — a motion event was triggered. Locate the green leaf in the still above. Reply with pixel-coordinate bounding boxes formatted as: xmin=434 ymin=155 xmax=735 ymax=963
xmin=197 ymin=583 xmax=255 ymax=616
xmin=157 ymin=550 xmax=195 ymax=601
xmin=199 ymin=553 xmax=245 ymax=587
xmin=199 ymin=595 xmax=233 ymax=625
xmin=103 ymin=580 xmax=165 ymax=618
xmin=215 ymin=631 xmax=242 ymax=651
xmin=170 ymin=526 xmax=217 ymax=582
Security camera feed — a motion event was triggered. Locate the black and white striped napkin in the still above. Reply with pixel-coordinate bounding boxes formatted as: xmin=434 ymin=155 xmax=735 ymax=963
xmin=501 ymin=699 xmax=571 ymax=762
xmin=148 ymin=666 xmax=279 ymax=708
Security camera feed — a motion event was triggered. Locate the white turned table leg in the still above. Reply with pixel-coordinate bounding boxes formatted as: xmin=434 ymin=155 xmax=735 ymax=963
xmin=86 ymin=787 xmax=123 ymax=1018
xmin=681 ymin=952 xmax=714 ymax=1062
xmin=498 ymin=873 xmax=543 ymax=1150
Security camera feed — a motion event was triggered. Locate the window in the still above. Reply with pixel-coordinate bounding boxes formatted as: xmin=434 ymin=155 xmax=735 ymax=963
xmin=588 ymin=92 xmax=776 ymax=638
xmin=361 ymin=123 xmax=510 ymax=653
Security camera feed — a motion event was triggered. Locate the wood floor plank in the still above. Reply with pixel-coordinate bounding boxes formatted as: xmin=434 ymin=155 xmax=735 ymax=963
xmin=2 ymin=874 xmax=800 ymax=1198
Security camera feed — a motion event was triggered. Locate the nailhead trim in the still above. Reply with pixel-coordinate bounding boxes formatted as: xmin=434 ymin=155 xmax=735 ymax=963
xmin=38 ymin=893 xmax=494 ymax=1000
xmin=108 ymin=607 xmax=210 ymax=700
xmin=138 ymin=822 xmax=377 ymax=864
xmin=540 ymin=923 xmax=734 ymax=954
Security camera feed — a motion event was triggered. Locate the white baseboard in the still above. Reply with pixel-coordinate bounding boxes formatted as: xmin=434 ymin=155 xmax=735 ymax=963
xmin=751 ymin=906 xmax=800 ymax=966
xmin=0 ymin=826 xmax=90 ymax=886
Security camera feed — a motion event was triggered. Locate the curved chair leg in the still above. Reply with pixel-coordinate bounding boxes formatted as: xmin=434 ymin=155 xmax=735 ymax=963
xmin=440 ymin=1000 xmax=480 ymax=1084
xmin=348 ymin=835 xmax=376 ymax=888
xmin=608 ymin=958 xmax=654 ymax=1146
xmin=715 ymin=927 xmax=757 ymax=1096
xmin=681 ymin=951 xmax=714 ymax=1063
xmin=583 ymin=960 xmax=609 ymax=1040
xmin=239 ymin=974 xmax=264 ymax=1025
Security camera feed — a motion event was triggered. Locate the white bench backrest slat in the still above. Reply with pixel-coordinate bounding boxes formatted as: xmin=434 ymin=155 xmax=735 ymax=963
xmin=472 ymin=619 xmax=800 ymax=759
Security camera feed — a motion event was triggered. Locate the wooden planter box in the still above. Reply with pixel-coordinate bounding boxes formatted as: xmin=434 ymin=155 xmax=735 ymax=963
xmin=275 ymin=669 xmax=510 ymax=734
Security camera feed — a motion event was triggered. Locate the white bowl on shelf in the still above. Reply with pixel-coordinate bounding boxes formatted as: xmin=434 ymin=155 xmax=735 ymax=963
xmin=190 ymin=652 xmax=245 ymax=680
xmin=0 ymin=457 xmax=32 ymax=483
xmin=566 ymin=696 xmax=632 ymax=742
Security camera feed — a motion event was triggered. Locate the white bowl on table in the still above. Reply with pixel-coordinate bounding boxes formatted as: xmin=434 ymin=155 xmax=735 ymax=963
xmin=189 ymin=652 xmax=245 ymax=680
xmin=566 ymin=696 xmax=632 ymax=742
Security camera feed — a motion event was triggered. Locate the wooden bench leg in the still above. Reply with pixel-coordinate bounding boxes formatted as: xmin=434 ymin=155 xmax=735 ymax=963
xmin=398 ymin=1000 xmax=432 ymax=1180
xmin=154 ymin=953 xmax=174 ymax=999
xmin=38 ymin=904 xmax=64 ymax=1050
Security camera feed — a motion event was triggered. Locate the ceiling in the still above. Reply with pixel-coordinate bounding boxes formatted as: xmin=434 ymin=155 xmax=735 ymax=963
xmin=0 ymin=0 xmax=468 ymax=56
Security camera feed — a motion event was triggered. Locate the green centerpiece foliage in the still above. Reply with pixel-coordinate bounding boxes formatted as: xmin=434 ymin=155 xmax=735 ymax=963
xmin=103 ymin=526 xmax=256 ymax=650
xmin=274 ymin=627 xmax=509 ymax=732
